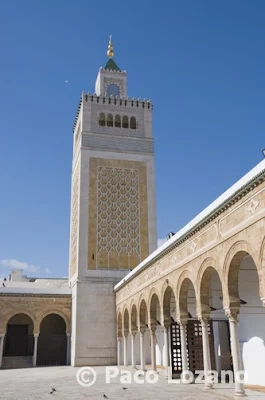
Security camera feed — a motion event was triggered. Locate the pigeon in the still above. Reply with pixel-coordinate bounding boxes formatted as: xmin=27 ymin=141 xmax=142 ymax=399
xmin=49 ymin=388 xmax=56 ymax=394
xmin=103 ymin=395 xmax=108 ymax=399
xmin=2 ymin=283 xmax=5 ymax=287
xmin=122 ymin=387 xmax=128 ymax=390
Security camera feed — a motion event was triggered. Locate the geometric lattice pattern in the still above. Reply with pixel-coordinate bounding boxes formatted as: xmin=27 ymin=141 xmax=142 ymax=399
xmin=171 ymin=323 xmax=183 ymax=376
xmin=187 ymin=320 xmax=216 ymax=374
xmin=70 ymin=165 xmax=79 ymax=276
xmin=97 ymin=166 xmax=140 ymax=256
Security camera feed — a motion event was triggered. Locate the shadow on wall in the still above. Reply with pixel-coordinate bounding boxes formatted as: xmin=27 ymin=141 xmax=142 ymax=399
xmin=242 ymin=337 xmax=265 ymax=386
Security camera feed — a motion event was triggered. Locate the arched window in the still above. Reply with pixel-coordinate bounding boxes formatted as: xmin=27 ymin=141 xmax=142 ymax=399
xmin=122 ymin=115 xmax=129 ymax=129
xmin=99 ymin=113 xmax=106 ymax=126
xmin=107 ymin=114 xmax=113 ymax=127
xmin=130 ymin=116 xmax=136 ymax=129
xmin=115 ymin=115 xmax=121 ymax=128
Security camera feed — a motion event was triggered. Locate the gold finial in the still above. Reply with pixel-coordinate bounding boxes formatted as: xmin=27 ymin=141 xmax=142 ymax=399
xmin=107 ymin=35 xmax=114 ymax=58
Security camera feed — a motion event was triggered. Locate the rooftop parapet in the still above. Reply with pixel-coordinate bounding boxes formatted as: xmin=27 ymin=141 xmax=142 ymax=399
xmin=73 ymin=93 xmax=152 ymax=132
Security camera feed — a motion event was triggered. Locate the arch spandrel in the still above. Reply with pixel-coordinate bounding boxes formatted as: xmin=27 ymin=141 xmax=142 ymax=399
xmin=2 ymin=310 xmax=38 ymax=334
xmin=36 ymin=309 xmax=70 ymax=334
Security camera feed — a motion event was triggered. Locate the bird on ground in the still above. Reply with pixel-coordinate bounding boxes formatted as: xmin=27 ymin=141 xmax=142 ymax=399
xmin=122 ymin=387 xmax=128 ymax=390
xmin=2 ymin=283 xmax=5 ymax=287
xmin=49 ymin=388 xmax=56 ymax=394
xmin=103 ymin=395 xmax=108 ymax=399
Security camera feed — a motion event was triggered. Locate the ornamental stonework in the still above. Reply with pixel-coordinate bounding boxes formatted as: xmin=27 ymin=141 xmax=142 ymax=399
xmin=88 ymin=158 xmax=149 ymax=270
xmin=70 ymin=163 xmax=80 ymax=277
xmin=90 ymin=103 xmax=145 ymax=138
xmin=97 ymin=166 xmax=140 ymax=258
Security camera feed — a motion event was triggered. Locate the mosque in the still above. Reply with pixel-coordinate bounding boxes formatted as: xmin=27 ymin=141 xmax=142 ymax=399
xmin=0 ymin=38 xmax=265 ymax=396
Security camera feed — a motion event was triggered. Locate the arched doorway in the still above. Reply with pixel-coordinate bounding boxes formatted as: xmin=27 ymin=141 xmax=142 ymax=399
xmin=4 ymin=313 xmax=34 ymax=358
xmin=37 ymin=314 xmax=67 ymax=366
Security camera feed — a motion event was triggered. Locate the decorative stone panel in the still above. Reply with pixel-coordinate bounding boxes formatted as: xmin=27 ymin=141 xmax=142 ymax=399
xmin=69 ymin=163 xmax=80 ymax=277
xmin=88 ymin=158 xmax=149 ymax=270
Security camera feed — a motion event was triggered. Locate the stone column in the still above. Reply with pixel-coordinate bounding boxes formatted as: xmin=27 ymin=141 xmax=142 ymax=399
xmin=0 ymin=334 xmax=5 ymax=369
xmin=163 ymin=325 xmax=169 ymax=377
xmin=32 ymin=333 xmax=39 ymax=367
xmin=225 ymin=309 xmax=245 ymax=397
xmin=117 ymin=337 xmax=122 ymax=366
xmin=66 ymin=333 xmax=71 ymax=365
xmin=139 ymin=329 xmax=145 ymax=371
xmin=123 ymin=334 xmax=128 ymax=366
xmin=179 ymin=321 xmax=190 ymax=383
xmin=131 ymin=332 xmax=136 ymax=368
xmin=150 ymin=327 xmax=157 ymax=372
xmin=199 ymin=317 xmax=213 ymax=390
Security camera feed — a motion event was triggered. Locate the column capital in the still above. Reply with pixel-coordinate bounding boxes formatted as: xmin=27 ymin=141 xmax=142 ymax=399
xmin=162 ymin=324 xmax=170 ymax=332
xmin=33 ymin=333 xmax=39 ymax=338
xmin=197 ymin=314 xmax=210 ymax=326
xmin=130 ymin=330 xmax=137 ymax=337
xmin=66 ymin=332 xmax=71 ymax=337
xmin=149 ymin=326 xmax=156 ymax=334
xmin=139 ymin=326 xmax=146 ymax=334
xmin=177 ymin=318 xmax=188 ymax=328
xmin=225 ymin=308 xmax=239 ymax=323
xmin=261 ymin=297 xmax=265 ymax=307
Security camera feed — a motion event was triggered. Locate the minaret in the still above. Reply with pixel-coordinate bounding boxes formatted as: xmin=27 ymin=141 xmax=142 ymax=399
xmin=69 ymin=37 xmax=157 ymax=366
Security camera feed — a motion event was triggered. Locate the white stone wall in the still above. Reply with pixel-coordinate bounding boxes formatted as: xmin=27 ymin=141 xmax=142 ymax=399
xmin=238 ymin=257 xmax=265 ymax=386
xmin=70 ymin=62 xmax=157 ymax=366
xmin=95 ymin=68 xmax=127 ymax=97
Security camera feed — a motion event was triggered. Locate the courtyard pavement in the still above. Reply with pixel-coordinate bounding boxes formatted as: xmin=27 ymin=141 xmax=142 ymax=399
xmin=0 ymin=366 xmax=265 ymax=400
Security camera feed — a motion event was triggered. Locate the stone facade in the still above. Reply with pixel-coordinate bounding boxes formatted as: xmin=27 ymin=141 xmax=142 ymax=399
xmin=69 ymin=56 xmax=157 ymax=366
xmin=0 ymin=294 xmax=71 ymax=335
xmin=115 ymin=161 xmax=265 ymax=392
xmin=88 ymin=158 xmax=149 ymax=270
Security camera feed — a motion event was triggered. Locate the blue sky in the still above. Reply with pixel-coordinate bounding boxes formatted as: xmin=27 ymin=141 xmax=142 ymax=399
xmin=1 ymin=0 xmax=265 ymax=278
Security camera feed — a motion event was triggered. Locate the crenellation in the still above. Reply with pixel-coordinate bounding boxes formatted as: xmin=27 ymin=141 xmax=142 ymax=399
xmin=78 ymin=91 xmax=152 ymax=109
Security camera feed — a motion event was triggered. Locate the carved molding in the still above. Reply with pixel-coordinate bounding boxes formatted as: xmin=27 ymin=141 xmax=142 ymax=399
xmin=225 ymin=308 xmax=239 ymax=323
xmin=247 ymin=199 xmax=260 ymax=215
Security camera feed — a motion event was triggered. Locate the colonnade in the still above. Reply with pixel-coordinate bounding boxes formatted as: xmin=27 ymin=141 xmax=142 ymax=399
xmin=117 ymin=310 xmax=246 ymax=396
